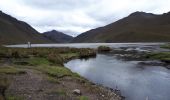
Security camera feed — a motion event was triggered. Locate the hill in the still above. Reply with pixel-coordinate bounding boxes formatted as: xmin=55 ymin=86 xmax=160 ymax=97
xmin=43 ymin=30 xmax=73 ymax=43
xmin=0 ymin=11 xmax=52 ymax=45
xmin=72 ymin=11 xmax=170 ymax=43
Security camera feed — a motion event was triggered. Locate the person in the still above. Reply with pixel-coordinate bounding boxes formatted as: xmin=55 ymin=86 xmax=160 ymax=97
xmin=27 ymin=42 xmax=31 ymax=48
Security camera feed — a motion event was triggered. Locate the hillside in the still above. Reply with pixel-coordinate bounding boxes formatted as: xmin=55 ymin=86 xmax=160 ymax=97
xmin=43 ymin=30 xmax=73 ymax=43
xmin=72 ymin=11 xmax=170 ymax=43
xmin=0 ymin=11 xmax=52 ymax=45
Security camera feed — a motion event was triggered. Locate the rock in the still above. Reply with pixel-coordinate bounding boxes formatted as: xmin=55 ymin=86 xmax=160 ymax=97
xmin=73 ymin=89 xmax=81 ymax=95
xmin=161 ymin=59 xmax=170 ymax=63
xmin=138 ymin=61 xmax=165 ymax=66
xmin=166 ymin=65 xmax=170 ymax=69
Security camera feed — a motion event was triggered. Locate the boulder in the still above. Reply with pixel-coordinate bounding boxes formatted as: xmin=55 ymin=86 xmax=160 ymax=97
xmin=73 ymin=89 xmax=81 ymax=95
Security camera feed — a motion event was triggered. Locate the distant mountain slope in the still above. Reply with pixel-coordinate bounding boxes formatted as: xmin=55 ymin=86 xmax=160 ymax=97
xmin=0 ymin=11 xmax=52 ymax=45
xmin=72 ymin=11 xmax=170 ymax=43
xmin=43 ymin=30 xmax=73 ymax=43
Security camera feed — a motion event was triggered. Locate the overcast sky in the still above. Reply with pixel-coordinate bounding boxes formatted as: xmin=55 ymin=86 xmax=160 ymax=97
xmin=0 ymin=0 xmax=170 ymax=36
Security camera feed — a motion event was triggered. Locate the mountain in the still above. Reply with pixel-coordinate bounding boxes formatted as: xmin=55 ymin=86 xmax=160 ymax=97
xmin=43 ymin=30 xmax=73 ymax=43
xmin=0 ymin=11 xmax=52 ymax=45
xmin=72 ymin=11 xmax=170 ymax=43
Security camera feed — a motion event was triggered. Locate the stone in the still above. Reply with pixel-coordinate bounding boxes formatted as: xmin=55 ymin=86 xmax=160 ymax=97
xmin=73 ymin=89 xmax=81 ymax=95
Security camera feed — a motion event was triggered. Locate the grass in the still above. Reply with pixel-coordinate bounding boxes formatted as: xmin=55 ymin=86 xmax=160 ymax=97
xmin=160 ymin=44 xmax=170 ymax=49
xmin=0 ymin=66 xmax=25 ymax=74
xmin=35 ymin=65 xmax=73 ymax=78
xmin=0 ymin=76 xmax=10 ymax=100
xmin=146 ymin=52 xmax=170 ymax=60
xmin=46 ymin=76 xmax=60 ymax=84
xmin=6 ymin=95 xmax=24 ymax=100
xmin=60 ymin=53 xmax=78 ymax=60
xmin=55 ymin=89 xmax=67 ymax=96
xmin=79 ymin=96 xmax=89 ymax=100
xmin=28 ymin=57 xmax=51 ymax=66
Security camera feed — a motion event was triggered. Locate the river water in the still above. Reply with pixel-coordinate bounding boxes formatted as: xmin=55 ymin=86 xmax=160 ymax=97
xmin=62 ymin=43 xmax=170 ymax=100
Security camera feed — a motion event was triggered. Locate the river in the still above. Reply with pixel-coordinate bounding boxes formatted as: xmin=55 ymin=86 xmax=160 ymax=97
xmin=62 ymin=43 xmax=170 ymax=100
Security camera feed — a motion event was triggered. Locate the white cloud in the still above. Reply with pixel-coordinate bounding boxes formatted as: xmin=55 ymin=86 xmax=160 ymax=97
xmin=0 ymin=0 xmax=170 ymax=36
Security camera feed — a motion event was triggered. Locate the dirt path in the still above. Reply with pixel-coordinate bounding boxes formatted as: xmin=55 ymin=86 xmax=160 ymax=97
xmin=5 ymin=68 xmax=122 ymax=100
xmin=6 ymin=69 xmax=71 ymax=100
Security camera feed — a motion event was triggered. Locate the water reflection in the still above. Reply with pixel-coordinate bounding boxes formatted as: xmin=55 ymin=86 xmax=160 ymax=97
xmin=64 ymin=54 xmax=170 ymax=100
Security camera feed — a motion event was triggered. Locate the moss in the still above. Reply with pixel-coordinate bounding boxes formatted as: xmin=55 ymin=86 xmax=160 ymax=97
xmin=0 ymin=66 xmax=25 ymax=74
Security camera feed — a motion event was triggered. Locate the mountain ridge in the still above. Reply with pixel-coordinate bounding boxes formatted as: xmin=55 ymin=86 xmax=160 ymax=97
xmin=72 ymin=11 xmax=170 ymax=43
xmin=43 ymin=30 xmax=73 ymax=43
xmin=0 ymin=11 xmax=52 ymax=45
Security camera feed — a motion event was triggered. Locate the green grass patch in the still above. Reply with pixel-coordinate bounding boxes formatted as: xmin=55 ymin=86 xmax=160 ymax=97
xmin=79 ymin=96 xmax=89 ymax=100
xmin=55 ymin=89 xmax=67 ymax=96
xmin=33 ymin=65 xmax=73 ymax=78
xmin=46 ymin=76 xmax=60 ymax=84
xmin=0 ymin=66 xmax=25 ymax=74
xmin=28 ymin=57 xmax=51 ymax=66
xmin=160 ymin=44 xmax=170 ymax=49
xmin=6 ymin=95 xmax=24 ymax=100
xmin=146 ymin=52 xmax=170 ymax=60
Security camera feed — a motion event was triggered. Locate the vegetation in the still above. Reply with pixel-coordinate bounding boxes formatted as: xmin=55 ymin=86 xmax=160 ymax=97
xmin=160 ymin=44 xmax=170 ymax=49
xmin=0 ymin=47 xmax=98 ymax=99
xmin=0 ymin=76 xmax=10 ymax=100
xmin=146 ymin=44 xmax=170 ymax=62
xmin=79 ymin=96 xmax=89 ymax=100
xmin=6 ymin=95 xmax=24 ymax=100
xmin=0 ymin=66 xmax=25 ymax=74
xmin=98 ymin=46 xmax=111 ymax=52
xmin=78 ymin=48 xmax=96 ymax=58
xmin=0 ymin=47 xmax=122 ymax=100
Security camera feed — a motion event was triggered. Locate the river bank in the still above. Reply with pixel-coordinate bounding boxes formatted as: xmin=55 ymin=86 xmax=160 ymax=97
xmin=0 ymin=47 xmax=123 ymax=100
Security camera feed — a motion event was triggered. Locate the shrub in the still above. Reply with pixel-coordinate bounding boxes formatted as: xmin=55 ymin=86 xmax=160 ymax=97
xmin=79 ymin=49 xmax=96 ymax=58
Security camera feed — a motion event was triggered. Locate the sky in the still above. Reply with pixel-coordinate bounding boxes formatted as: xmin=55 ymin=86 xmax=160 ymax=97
xmin=0 ymin=0 xmax=170 ymax=37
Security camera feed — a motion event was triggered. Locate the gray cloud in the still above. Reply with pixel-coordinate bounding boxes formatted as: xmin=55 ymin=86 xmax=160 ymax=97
xmin=0 ymin=0 xmax=170 ymax=36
